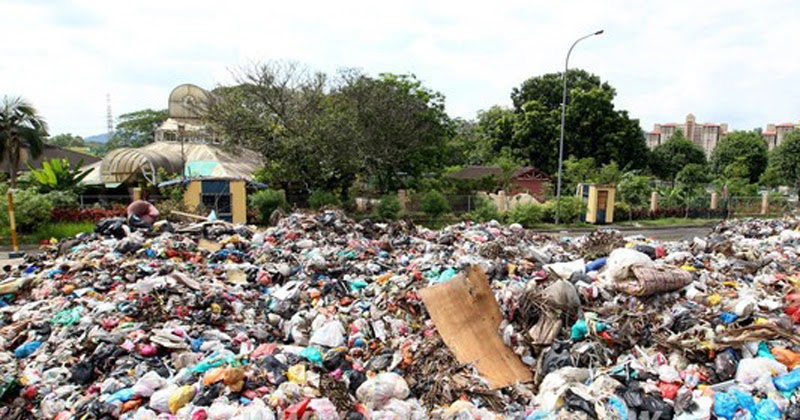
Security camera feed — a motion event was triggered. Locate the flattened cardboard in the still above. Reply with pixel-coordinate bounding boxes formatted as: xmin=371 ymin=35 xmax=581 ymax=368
xmin=419 ymin=265 xmax=533 ymax=389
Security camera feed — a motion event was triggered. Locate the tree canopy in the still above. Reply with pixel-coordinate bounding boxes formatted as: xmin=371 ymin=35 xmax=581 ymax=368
xmin=650 ymin=130 xmax=707 ymax=182
xmin=47 ymin=133 xmax=85 ymax=148
xmin=0 ymin=96 xmax=48 ymax=188
xmin=477 ymin=69 xmax=648 ymax=174
xmin=206 ymin=62 xmax=450 ymax=197
xmin=107 ymin=109 xmax=168 ymax=150
xmin=771 ymin=130 xmax=800 ymax=194
xmin=711 ymin=131 xmax=768 ymax=183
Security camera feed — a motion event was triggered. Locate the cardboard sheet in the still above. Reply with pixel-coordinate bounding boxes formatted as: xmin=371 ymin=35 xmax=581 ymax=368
xmin=419 ymin=265 xmax=533 ymax=389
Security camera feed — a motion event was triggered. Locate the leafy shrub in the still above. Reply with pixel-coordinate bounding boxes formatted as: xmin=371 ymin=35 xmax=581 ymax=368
xmin=614 ymin=201 xmax=632 ymax=221
xmin=505 ymin=202 xmax=544 ymax=228
xmin=421 ymin=190 xmax=450 ymax=218
xmin=0 ymin=188 xmax=53 ymax=232
xmin=249 ymin=189 xmax=289 ymax=224
xmin=45 ymin=190 xmax=79 ymax=209
xmin=543 ymin=196 xmax=585 ymax=224
xmin=468 ymin=196 xmax=502 ymax=223
xmin=376 ymin=195 xmax=401 ymax=220
xmin=308 ymin=190 xmax=340 ymax=209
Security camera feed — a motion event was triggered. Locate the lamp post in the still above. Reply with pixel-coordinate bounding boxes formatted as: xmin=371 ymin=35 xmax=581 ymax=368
xmin=555 ymin=29 xmax=604 ymax=225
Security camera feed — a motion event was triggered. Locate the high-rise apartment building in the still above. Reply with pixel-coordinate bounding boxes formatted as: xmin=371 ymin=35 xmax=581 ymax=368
xmin=645 ymin=113 xmax=728 ymax=157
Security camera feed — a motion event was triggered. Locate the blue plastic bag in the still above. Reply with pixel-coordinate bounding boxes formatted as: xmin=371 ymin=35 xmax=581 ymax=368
xmin=14 ymin=341 xmax=42 ymax=359
xmin=757 ymin=342 xmax=776 ymax=360
xmin=714 ymin=391 xmax=738 ymax=420
xmin=719 ymin=312 xmax=739 ymax=324
xmin=774 ymin=369 xmax=800 ymax=392
xmin=106 ymin=387 xmax=134 ymax=403
xmin=731 ymin=389 xmax=755 ymax=414
xmin=585 ymin=257 xmax=607 ymax=272
xmin=570 ymin=320 xmax=588 ymax=341
xmin=300 ymin=347 xmax=323 ymax=365
xmin=754 ymin=399 xmax=782 ymax=420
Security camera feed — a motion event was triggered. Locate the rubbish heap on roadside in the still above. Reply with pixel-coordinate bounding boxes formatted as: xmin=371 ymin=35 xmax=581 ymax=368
xmin=1 ymin=210 xmax=800 ymax=419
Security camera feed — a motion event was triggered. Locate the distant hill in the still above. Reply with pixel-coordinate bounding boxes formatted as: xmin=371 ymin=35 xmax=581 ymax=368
xmin=84 ymin=132 xmax=110 ymax=143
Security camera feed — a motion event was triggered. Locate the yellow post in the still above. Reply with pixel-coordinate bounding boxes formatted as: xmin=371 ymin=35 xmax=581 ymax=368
xmin=132 ymin=187 xmax=142 ymax=202
xmin=7 ymin=190 xmax=18 ymax=253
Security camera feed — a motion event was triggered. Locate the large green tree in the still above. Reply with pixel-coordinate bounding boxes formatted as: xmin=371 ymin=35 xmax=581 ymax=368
xmin=650 ymin=130 xmax=707 ymax=182
xmin=106 ymin=109 xmax=168 ymax=150
xmin=710 ymin=131 xmax=768 ymax=183
xmin=772 ymin=130 xmax=800 ymax=195
xmin=0 ymin=96 xmax=48 ymax=188
xmin=207 ymin=62 xmax=449 ymax=197
xmin=485 ymin=69 xmax=648 ymax=173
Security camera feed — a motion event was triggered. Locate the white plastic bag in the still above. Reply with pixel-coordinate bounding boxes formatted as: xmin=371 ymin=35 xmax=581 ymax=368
xmin=148 ymin=384 xmax=177 ymax=413
xmin=356 ymin=372 xmax=411 ymax=409
xmin=544 ymin=259 xmax=585 ymax=280
xmin=310 ymin=320 xmax=346 ymax=347
xmin=735 ymin=357 xmax=787 ymax=385
xmin=602 ymin=248 xmax=654 ymax=282
xmin=133 ymin=371 xmax=166 ymax=397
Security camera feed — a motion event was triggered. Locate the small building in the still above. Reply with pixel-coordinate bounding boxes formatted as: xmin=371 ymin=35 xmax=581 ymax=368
xmin=446 ymin=166 xmax=551 ymax=200
xmin=182 ymin=178 xmax=247 ymax=224
xmin=577 ymin=183 xmax=615 ymax=224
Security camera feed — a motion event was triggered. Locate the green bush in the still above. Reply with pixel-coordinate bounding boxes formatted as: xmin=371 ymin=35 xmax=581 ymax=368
xmin=421 ymin=190 xmax=450 ymax=218
xmin=614 ymin=201 xmax=632 ymax=221
xmin=505 ymin=202 xmax=544 ymax=228
xmin=376 ymin=195 xmax=401 ymax=220
xmin=0 ymin=188 xmax=54 ymax=233
xmin=249 ymin=189 xmax=289 ymax=224
xmin=468 ymin=196 xmax=502 ymax=223
xmin=543 ymin=196 xmax=585 ymax=224
xmin=308 ymin=190 xmax=340 ymax=209
xmin=45 ymin=190 xmax=79 ymax=209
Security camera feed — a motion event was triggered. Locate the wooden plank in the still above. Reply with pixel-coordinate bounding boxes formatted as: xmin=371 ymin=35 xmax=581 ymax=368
xmin=419 ymin=265 xmax=533 ymax=389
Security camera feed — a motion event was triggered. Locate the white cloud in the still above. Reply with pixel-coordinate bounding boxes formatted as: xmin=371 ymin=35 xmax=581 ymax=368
xmin=1 ymin=0 xmax=800 ymax=136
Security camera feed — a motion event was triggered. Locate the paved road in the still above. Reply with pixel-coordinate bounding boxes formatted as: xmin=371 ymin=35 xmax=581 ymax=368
xmin=549 ymin=225 xmax=715 ymax=242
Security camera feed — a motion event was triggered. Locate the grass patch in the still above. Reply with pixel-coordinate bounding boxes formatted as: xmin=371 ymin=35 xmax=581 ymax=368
xmin=0 ymin=221 xmax=94 ymax=246
xmin=616 ymin=217 xmax=721 ymax=227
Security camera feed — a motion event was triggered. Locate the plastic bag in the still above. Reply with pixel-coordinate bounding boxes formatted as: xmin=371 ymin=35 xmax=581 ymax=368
xmin=307 ymin=398 xmax=338 ymax=420
xmin=773 ymin=368 xmax=800 ymax=392
xmin=754 ymin=399 xmax=781 ymax=420
xmin=168 ymin=385 xmax=195 ymax=414
xmin=544 ymin=259 xmax=585 ymax=280
xmin=603 ymin=248 xmax=654 ymax=282
xmin=310 ymin=320 xmax=346 ymax=347
xmin=564 ymin=389 xmax=596 ymax=418
xmin=735 ymin=357 xmax=787 ymax=385
xmin=146 ymin=385 xmax=176 ymax=413
xmin=132 ymin=371 xmax=165 ymax=397
xmin=237 ymin=399 xmax=276 ymax=420
xmin=14 ymin=341 xmax=42 ymax=359
xmin=355 ymin=372 xmax=410 ymax=410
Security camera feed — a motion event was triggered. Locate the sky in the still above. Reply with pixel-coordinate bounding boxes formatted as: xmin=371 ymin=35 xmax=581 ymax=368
xmin=2 ymin=0 xmax=800 ymax=137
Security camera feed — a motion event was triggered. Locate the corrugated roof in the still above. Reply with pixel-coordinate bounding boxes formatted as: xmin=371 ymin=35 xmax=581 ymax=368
xmin=0 ymin=144 xmax=100 ymax=174
xmin=93 ymin=141 xmax=263 ymax=186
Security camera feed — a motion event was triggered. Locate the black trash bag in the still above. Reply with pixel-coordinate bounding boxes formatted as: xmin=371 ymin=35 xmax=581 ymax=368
xmin=347 ymin=370 xmax=367 ymax=396
xmin=345 ymin=412 xmax=366 ymax=420
xmin=563 ymin=389 xmax=597 ymax=418
xmin=674 ymin=387 xmax=697 ymax=415
xmin=569 ymin=271 xmax=593 ymax=285
xmin=634 ymin=245 xmax=656 ymax=260
xmin=193 ymin=382 xmax=222 ymax=406
xmin=323 ymin=349 xmax=348 ymax=372
xmin=70 ymin=361 xmax=96 ymax=385
xmin=114 ymin=237 xmax=142 ymax=254
xmin=542 ymin=341 xmax=574 ymax=376
xmin=95 ymin=217 xmax=127 ymax=239
xmin=641 ymin=394 xmax=674 ymax=419
xmin=259 ymin=355 xmax=288 ymax=385
xmin=714 ymin=350 xmax=737 ymax=382
xmin=670 ymin=312 xmax=699 ymax=333
xmin=620 ymin=381 xmax=645 ymax=411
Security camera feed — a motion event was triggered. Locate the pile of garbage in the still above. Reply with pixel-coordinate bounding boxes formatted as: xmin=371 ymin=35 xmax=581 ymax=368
xmin=1 ymin=211 xmax=800 ymax=419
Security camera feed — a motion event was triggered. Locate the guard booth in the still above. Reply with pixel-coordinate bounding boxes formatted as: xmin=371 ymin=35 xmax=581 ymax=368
xmin=183 ymin=177 xmax=247 ymax=224
xmin=577 ymin=183 xmax=616 ymax=224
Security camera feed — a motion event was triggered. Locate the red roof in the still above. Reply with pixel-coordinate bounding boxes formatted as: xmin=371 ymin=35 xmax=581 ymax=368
xmin=764 ymin=131 xmax=776 ymax=136
xmin=662 ymin=123 xmax=677 ymax=127
xmin=777 ymin=123 xmax=795 ymax=127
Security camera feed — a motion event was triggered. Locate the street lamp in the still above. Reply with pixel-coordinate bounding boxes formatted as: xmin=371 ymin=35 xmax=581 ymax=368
xmin=555 ymin=29 xmax=604 ymax=225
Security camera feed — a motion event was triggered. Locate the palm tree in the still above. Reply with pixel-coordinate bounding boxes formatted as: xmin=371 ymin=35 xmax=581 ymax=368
xmin=0 ymin=96 xmax=48 ymax=188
